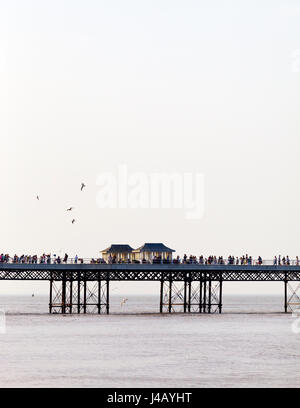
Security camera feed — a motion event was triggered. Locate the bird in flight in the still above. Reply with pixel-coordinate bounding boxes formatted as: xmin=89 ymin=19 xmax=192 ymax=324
xmin=72 ymin=219 xmax=76 ymax=224
xmin=81 ymin=183 xmax=86 ymax=191
xmin=121 ymin=298 xmax=128 ymax=307
xmin=67 ymin=207 xmax=74 ymax=211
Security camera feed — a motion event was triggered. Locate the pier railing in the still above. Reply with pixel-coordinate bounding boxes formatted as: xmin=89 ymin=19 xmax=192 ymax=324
xmin=0 ymin=258 xmax=299 ymax=266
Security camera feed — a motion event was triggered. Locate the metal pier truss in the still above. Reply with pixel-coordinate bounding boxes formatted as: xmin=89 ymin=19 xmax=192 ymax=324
xmin=0 ymin=264 xmax=300 ymax=314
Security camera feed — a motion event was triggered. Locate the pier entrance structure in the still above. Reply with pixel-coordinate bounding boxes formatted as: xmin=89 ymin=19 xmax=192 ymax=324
xmin=1 ymin=264 xmax=300 ymax=314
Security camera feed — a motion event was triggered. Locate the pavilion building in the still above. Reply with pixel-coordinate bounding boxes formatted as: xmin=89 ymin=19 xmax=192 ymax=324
xmin=101 ymin=245 xmax=133 ymax=263
xmin=132 ymin=243 xmax=175 ymax=263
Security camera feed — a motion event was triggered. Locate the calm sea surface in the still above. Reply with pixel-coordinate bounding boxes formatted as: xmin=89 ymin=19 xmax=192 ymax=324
xmin=0 ymin=294 xmax=299 ymax=388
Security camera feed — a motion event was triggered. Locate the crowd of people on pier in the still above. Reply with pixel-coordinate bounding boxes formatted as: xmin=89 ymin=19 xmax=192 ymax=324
xmin=272 ymin=255 xmax=300 ymax=266
xmin=1 ymin=253 xmax=300 ymax=266
xmin=0 ymin=253 xmax=80 ymax=265
xmin=173 ymin=254 xmax=263 ymax=265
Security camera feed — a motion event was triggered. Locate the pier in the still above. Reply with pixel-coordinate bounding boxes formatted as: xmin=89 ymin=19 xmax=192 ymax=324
xmin=0 ymin=262 xmax=300 ymax=314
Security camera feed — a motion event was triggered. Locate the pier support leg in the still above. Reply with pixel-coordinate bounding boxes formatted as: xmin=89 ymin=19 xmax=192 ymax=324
xmin=158 ymin=276 xmax=219 ymax=314
xmin=160 ymin=279 xmax=186 ymax=313
xmin=199 ymin=279 xmax=203 ymax=313
xmin=98 ymin=277 xmax=101 ymax=314
xmin=284 ymin=277 xmax=288 ymax=313
xmin=49 ymin=279 xmax=53 ymax=314
xmin=160 ymin=280 xmax=164 ymax=314
xmin=168 ymin=279 xmax=173 ymax=313
xmin=285 ymin=281 xmax=300 ymax=313
xmin=106 ymin=279 xmax=110 ymax=315
xmin=219 ymin=277 xmax=223 ymax=314
xmin=208 ymin=279 xmax=212 ymax=314
xmin=199 ymin=276 xmax=221 ymax=314
xmin=77 ymin=277 xmax=81 ymax=314
xmin=188 ymin=279 xmax=192 ymax=313
xmin=184 ymin=280 xmax=187 ymax=313
xmin=187 ymin=279 xmax=202 ymax=313
xmin=203 ymin=278 xmax=207 ymax=313
xmin=49 ymin=274 xmax=109 ymax=315
xmin=83 ymin=278 xmax=87 ymax=314
xmin=49 ymin=280 xmax=67 ymax=314
xmin=69 ymin=279 xmax=73 ymax=314
xmin=62 ymin=273 xmax=66 ymax=314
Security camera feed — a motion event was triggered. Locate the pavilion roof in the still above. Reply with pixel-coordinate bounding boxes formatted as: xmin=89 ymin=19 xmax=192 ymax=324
xmin=133 ymin=243 xmax=175 ymax=253
xmin=101 ymin=244 xmax=133 ymax=254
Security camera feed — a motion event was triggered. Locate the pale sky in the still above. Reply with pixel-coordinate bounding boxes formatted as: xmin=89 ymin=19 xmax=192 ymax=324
xmin=0 ymin=0 xmax=300 ymax=295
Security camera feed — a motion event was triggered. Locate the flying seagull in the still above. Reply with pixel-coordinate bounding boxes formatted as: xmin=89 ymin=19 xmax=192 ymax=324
xmin=67 ymin=207 xmax=74 ymax=211
xmin=121 ymin=298 xmax=128 ymax=307
xmin=81 ymin=182 xmax=86 ymax=191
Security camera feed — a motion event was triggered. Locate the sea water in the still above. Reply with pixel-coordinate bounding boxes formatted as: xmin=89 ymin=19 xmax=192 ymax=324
xmin=0 ymin=295 xmax=299 ymax=388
